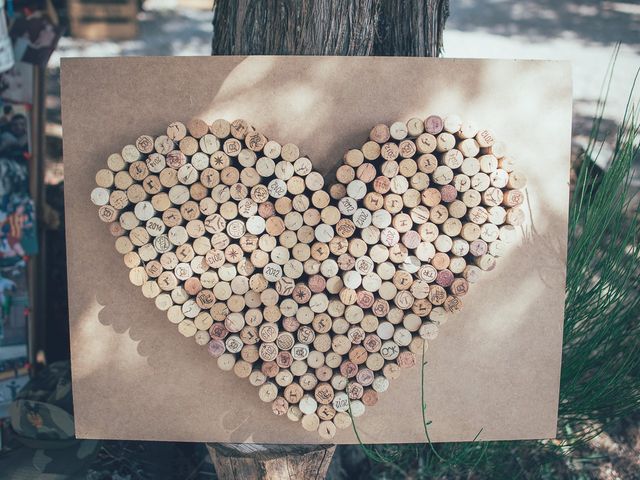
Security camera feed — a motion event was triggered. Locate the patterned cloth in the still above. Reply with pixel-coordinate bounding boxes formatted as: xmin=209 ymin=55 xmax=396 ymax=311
xmin=0 ymin=148 xmax=37 ymax=305
xmin=8 ymin=361 xmax=100 ymax=474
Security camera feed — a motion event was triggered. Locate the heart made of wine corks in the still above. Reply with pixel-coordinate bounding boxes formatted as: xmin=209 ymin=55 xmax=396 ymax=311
xmin=90 ymin=115 xmax=527 ymax=440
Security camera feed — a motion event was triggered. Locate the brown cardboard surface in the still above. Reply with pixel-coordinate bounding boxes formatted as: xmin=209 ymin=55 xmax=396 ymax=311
xmin=61 ymin=56 xmax=571 ymax=444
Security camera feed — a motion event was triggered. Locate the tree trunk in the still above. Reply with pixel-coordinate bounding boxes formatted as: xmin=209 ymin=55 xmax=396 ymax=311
xmin=207 ymin=443 xmax=336 ymax=480
xmin=208 ymin=1 xmax=449 ymax=479
xmin=211 ymin=0 xmax=449 ymax=57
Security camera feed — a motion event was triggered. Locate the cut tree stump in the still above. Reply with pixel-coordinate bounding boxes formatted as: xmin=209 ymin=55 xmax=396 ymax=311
xmin=206 ymin=443 xmax=336 ymax=480
xmin=208 ymin=1 xmax=449 ymax=478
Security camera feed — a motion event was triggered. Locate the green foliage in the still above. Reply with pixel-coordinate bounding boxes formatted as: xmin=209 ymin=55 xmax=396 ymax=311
xmin=354 ymin=48 xmax=640 ymax=478
xmin=560 ymin=49 xmax=640 ymax=446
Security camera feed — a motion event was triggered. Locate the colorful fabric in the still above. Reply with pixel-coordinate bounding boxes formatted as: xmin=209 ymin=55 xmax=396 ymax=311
xmin=9 ymin=361 xmax=101 ymax=474
xmin=0 ymin=112 xmax=36 ymax=303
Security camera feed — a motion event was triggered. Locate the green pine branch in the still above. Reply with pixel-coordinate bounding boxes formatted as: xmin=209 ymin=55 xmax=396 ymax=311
xmin=559 ymin=46 xmax=640 ymax=446
xmin=357 ymin=47 xmax=640 ymax=478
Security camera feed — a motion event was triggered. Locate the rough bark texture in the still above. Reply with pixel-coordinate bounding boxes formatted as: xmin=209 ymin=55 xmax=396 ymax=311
xmin=209 ymin=1 xmax=448 ymax=479
xmin=374 ymin=0 xmax=449 ymax=56
xmin=211 ymin=0 xmax=449 ymax=56
xmin=207 ymin=443 xmax=336 ymax=480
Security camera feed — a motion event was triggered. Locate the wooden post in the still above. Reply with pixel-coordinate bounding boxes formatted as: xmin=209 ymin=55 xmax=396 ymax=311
xmin=209 ymin=1 xmax=449 ymax=478
xmin=28 ymin=64 xmax=47 ymax=371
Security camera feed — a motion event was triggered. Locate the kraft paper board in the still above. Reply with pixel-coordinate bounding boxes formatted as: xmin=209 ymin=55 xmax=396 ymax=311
xmin=61 ymin=56 xmax=571 ymax=444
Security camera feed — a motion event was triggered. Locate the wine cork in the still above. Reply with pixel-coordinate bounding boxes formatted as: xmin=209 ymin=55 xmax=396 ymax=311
xmin=90 ymin=187 xmax=110 ymax=206
xmin=300 ymin=372 xmax=318 ymax=391
xmin=122 ymin=144 xmax=141 ymax=163
xmin=488 ymin=239 xmax=508 ymax=257
xmin=107 ymin=153 xmax=126 ymax=172
xmin=342 ymin=148 xmax=364 ymax=168
xmin=97 ymin=205 xmax=118 ymax=224
xmin=95 ymin=168 xmax=115 ymax=188
xmin=151 ymin=134 xmax=173 ymax=155
xmin=438 ymin=185 xmax=456 ymax=204
xmin=314 ymin=383 xmax=335 ymax=405
xmin=304 ymin=172 xmax=324 ymax=192
xmin=138 ymin=243 xmax=157 ymax=262
xmin=335 ymin=164 xmax=355 ymax=185
xmin=462 ymin=190 xmax=482 ymax=208
xmin=506 ymin=207 xmax=525 ymax=226
xmin=258 ymin=382 xmax=278 ymax=403
xmin=260 ymin=360 xmax=279 ymax=378
xmin=402 ymin=188 xmax=421 ymax=209
xmin=134 ymin=135 xmax=154 ymax=156
xmin=190 ymin=173 xmax=211 ymax=196
xmin=475 ymin=253 xmax=497 ymax=271
xmin=389 ymin=121 xmax=408 ymax=140
xmin=418 ymin=189 xmax=440 ymax=211
xmin=347 ymin=382 xmax=364 ymax=401
xmin=209 ymin=322 xmax=230 ymax=340
xmin=398 ymin=139 xmax=417 ymax=159
xmin=390 ymin=176 xmax=409 ymax=195
xmin=469 ymin=238 xmax=488 ymax=257
xmin=443 ymin=295 xmax=463 ymax=313
xmin=109 ymin=190 xmax=129 ymax=210
xmin=379 ymin=162 xmax=398 ymax=181
xmin=477 ymin=155 xmax=497 ymax=176
xmin=116 ymin=215 xmax=136 ymax=236
xmin=206 ymin=118 xmax=229 ymax=138
xmin=490 ymin=169 xmax=509 ymax=189
xmin=262 ymin=140 xmax=281 ymax=159
xmin=451 ymin=175 xmax=471 ymax=195
xmin=488 ymin=206 xmax=507 ymax=225
xmin=442 ymin=149 xmax=463 ymax=169
xmin=126 ymin=184 xmax=147 ymax=204
xmin=458 ymin=138 xmax=480 ymax=158
xmin=414 ymin=133 xmax=438 ymax=158
xmin=370 ymin=124 xmax=391 ymax=143
xmin=164 ymin=121 xmax=187 ymax=142
xmin=436 ymin=132 xmax=456 ymax=152
xmin=432 ymin=166 xmax=454 ymax=186
xmin=440 ymin=114 xmax=461 ymax=134
xmin=162 ymin=151 xmax=185 ymax=173
xmin=453 ymin=117 xmax=476 ymax=137
xmin=467 ymin=205 xmax=489 ymax=225
xmin=503 ymin=189 xmax=524 ymax=207
xmin=129 ymin=225 xmax=150 ymax=246
xmin=232 ymin=360 xmax=252 ymax=379
xmin=276 ymin=143 xmax=299 ymax=163
xmin=476 ymin=129 xmax=495 ymax=148
xmin=397 ymin=351 xmax=416 ymax=369
xmin=301 ymin=413 xmax=320 ymax=432
xmin=283 ymin=382 xmax=304 ymax=404
xmin=357 ymin=163 xmax=377 ymax=184
xmin=221 ymin=137 xmax=242 ymax=157
xmin=142 ymin=175 xmax=162 ymax=195
xmin=419 ymin=114 xmax=443 ymax=135
xmin=119 ymin=211 xmax=139 ymax=230
xmin=176 ymin=243 xmax=195 ymax=263
xmin=167 ymin=303 xmax=185 ymax=324
xmin=482 ymin=187 xmax=504 ymax=207
xmin=361 ymin=141 xmax=381 ymax=161
xmin=227 ymin=119 xmax=250 ymax=140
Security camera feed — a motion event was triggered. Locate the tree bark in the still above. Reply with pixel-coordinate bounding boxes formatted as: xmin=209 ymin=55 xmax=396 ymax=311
xmin=211 ymin=0 xmax=449 ymax=57
xmin=207 ymin=443 xmax=336 ymax=480
xmin=209 ymin=1 xmax=449 ymax=479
